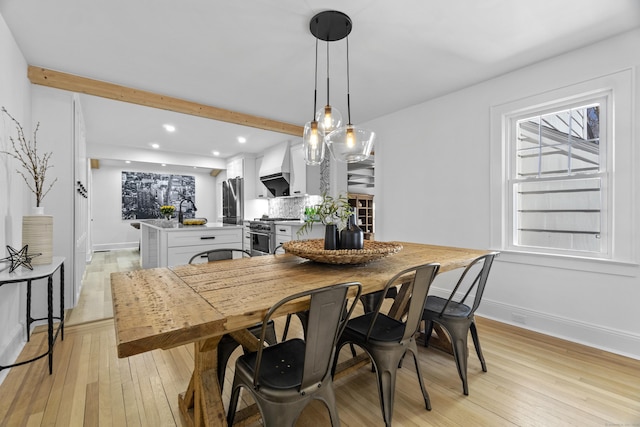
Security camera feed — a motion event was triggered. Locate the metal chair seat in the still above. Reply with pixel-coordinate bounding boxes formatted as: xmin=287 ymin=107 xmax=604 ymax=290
xmin=424 ymin=296 xmax=472 ymax=318
xmin=343 ymin=312 xmax=406 ymax=343
xmin=236 ymin=339 xmax=306 ymax=391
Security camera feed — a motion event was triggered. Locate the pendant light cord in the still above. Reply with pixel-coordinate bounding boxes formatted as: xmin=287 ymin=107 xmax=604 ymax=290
xmin=346 ymin=35 xmax=352 ymax=125
xmin=313 ymin=37 xmax=318 ymax=119
xmin=326 ymin=41 xmax=330 ymax=106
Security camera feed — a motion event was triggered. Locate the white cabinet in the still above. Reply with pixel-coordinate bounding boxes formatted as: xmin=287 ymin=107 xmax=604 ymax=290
xmin=290 ymin=143 xmax=322 ymax=196
xmin=274 ymin=222 xmax=325 ymax=254
xmin=255 ymin=156 xmax=271 ymax=199
xmin=140 ymin=223 xmax=243 ymax=267
xmin=275 ymin=224 xmax=293 ymax=252
xmin=243 ymin=221 xmax=251 ymax=252
xmin=226 ymin=155 xmax=257 ymax=200
xmin=168 ymin=228 xmax=243 ymax=265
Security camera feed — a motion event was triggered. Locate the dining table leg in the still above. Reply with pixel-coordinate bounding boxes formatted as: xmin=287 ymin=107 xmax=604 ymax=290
xmin=178 ymin=329 xmax=264 ymax=427
xmin=179 ymin=336 xmax=225 ymax=427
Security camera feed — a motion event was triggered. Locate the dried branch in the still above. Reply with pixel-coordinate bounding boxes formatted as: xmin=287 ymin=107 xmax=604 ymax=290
xmin=1 ymin=107 xmax=57 ymax=207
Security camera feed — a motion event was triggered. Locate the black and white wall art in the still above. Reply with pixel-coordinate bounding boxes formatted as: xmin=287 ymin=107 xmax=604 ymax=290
xmin=121 ymin=171 xmax=196 ymax=219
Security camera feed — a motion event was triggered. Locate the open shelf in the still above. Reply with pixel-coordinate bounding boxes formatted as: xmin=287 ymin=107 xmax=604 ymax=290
xmin=348 ymin=193 xmax=374 ymax=240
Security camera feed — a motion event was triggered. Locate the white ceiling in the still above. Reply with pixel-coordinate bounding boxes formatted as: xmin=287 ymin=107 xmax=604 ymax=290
xmin=2 ymin=0 xmax=639 ymax=165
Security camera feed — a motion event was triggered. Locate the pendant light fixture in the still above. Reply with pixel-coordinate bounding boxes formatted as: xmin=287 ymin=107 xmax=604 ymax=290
xmin=315 ymin=40 xmax=342 ymax=134
xmin=302 ymin=38 xmax=325 ymax=165
xmin=304 ymin=10 xmax=375 ymax=165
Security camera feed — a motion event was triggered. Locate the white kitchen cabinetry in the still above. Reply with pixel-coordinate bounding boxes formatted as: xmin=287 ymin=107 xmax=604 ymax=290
xmin=275 ymin=224 xmax=293 ymax=253
xmin=140 ymin=222 xmax=243 ymax=267
xmin=274 ymin=222 xmax=325 ymax=254
xmin=255 ymin=156 xmax=271 ymax=199
xmin=243 ymin=220 xmax=251 ymax=252
xmin=226 ymin=155 xmax=257 ymax=200
xmin=289 ymin=143 xmax=322 ymax=196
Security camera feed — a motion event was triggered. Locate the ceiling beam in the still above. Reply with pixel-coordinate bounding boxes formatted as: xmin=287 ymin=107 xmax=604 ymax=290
xmin=27 ymin=65 xmax=304 ymax=137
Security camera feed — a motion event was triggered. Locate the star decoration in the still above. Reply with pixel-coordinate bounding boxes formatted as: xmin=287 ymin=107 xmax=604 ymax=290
xmin=0 ymin=245 xmax=42 ymax=273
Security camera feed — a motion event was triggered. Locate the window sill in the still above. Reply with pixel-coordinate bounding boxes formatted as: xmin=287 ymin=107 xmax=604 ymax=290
xmin=491 ymin=249 xmax=639 ymax=277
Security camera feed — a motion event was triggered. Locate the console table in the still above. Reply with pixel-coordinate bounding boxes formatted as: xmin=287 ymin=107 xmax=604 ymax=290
xmin=0 ymin=256 xmax=65 ymax=374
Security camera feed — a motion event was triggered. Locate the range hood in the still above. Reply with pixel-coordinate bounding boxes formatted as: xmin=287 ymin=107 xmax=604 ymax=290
xmin=259 ymin=142 xmax=291 ymax=197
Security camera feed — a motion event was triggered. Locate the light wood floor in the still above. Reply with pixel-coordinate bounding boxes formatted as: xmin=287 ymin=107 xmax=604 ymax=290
xmin=1 ymin=250 xmax=639 ymax=426
xmin=65 ymin=249 xmax=141 ymax=326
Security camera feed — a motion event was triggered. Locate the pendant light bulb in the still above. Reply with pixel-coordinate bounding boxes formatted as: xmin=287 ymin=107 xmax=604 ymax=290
xmin=346 ymin=125 xmax=355 ymax=148
xmin=317 ymin=105 xmax=342 ymax=134
xmin=303 ymin=120 xmax=325 ymax=165
xmin=310 ymin=121 xmax=320 ymax=148
xmin=324 ymin=106 xmax=333 ymax=130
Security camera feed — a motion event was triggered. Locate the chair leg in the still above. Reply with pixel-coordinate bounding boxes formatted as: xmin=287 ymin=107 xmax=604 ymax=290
xmin=217 ymin=335 xmax=239 ymax=389
xmin=227 ymin=381 xmax=242 ymax=426
xmin=423 ymin=319 xmax=434 ymax=347
xmin=252 ymin=394 xmax=308 ymax=427
xmin=470 ymin=320 xmax=487 ymax=372
xmin=281 ymin=313 xmax=293 ymax=341
xmin=451 ymin=333 xmax=470 ymax=396
xmin=317 ymin=379 xmax=340 ymax=427
xmin=369 ymin=350 xmax=401 ymax=427
xmin=408 ymin=339 xmax=431 ymax=410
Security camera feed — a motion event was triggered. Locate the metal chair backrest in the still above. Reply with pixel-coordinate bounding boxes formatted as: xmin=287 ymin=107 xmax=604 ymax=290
xmin=366 ymin=263 xmax=440 ymax=342
xmin=188 ymin=248 xmax=251 ymax=264
xmin=439 ymin=252 xmax=498 ymax=317
xmin=253 ymin=281 xmax=362 ymax=392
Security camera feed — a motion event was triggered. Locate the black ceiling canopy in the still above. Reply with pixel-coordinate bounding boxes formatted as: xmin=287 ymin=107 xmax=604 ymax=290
xmin=310 ymin=10 xmax=352 ymax=42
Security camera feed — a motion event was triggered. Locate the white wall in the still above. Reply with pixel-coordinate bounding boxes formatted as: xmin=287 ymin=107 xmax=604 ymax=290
xmin=91 ymin=162 xmax=218 ymax=251
xmin=372 ymin=29 xmax=640 ymax=359
xmin=0 ymin=12 xmax=30 ymax=383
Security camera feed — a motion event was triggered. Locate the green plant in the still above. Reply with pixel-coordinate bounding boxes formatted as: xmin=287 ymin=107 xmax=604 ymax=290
xmin=297 ymin=193 xmax=353 ymax=237
xmin=1 ymin=107 xmax=57 ymax=207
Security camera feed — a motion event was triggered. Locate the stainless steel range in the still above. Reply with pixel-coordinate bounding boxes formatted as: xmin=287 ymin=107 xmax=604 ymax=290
xmin=248 ymin=217 xmax=299 ymax=256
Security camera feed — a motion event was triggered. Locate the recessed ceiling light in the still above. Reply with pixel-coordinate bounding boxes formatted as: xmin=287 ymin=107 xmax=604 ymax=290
xmin=151 ymin=143 xmax=160 ymax=149
xmin=212 ymin=151 xmax=220 ymax=156
xmin=125 ymin=160 xmax=131 ymax=164
xmin=161 ymin=163 xmax=166 ymax=167
xmin=163 ymin=124 xmax=176 ymax=132
xmin=237 ymin=136 xmax=247 ymax=144
xmin=193 ymin=166 xmax=197 ymax=169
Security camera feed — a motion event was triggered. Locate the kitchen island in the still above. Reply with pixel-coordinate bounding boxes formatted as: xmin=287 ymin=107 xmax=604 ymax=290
xmin=139 ymin=220 xmax=243 ymax=268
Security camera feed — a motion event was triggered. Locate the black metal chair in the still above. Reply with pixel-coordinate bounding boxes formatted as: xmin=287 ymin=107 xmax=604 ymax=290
xmin=422 ymin=252 xmax=498 ymax=395
xmin=335 ymin=263 xmax=440 ymax=427
xmin=188 ymin=248 xmax=277 ymax=390
xmin=188 ymin=248 xmax=251 ymax=263
xmin=274 ymin=243 xmax=307 ymax=341
xmin=227 ymin=281 xmax=362 ymax=427
xmin=359 ymin=286 xmax=398 ymax=313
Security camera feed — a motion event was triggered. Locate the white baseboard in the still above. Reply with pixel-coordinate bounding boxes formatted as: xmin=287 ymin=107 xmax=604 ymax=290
xmin=478 ymin=299 xmax=640 ymax=360
xmin=427 ymin=286 xmax=640 ymax=361
xmin=0 ymin=324 xmax=25 ymax=386
xmin=92 ymin=242 xmax=138 ymax=252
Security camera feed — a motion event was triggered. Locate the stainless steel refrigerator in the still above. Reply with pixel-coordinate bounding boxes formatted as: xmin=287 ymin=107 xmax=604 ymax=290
xmin=222 ymin=177 xmax=244 ymax=225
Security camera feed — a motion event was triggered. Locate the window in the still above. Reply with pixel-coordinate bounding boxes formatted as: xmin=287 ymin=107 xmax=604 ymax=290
xmin=511 ymin=101 xmax=606 ymax=254
xmin=491 ymin=69 xmax=636 ymax=267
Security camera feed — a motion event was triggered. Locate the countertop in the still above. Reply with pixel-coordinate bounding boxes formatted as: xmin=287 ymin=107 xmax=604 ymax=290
xmin=139 ymin=220 xmax=243 ymax=231
xmin=273 ymin=220 xmax=306 ymax=225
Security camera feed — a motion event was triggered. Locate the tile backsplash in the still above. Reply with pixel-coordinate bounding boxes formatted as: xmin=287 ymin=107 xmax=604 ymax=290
xmin=268 ymin=195 xmax=322 ymax=219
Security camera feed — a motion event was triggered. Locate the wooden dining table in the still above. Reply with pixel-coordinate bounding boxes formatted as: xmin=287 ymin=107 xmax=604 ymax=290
xmin=110 ymin=242 xmax=489 ymax=427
